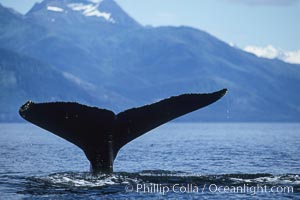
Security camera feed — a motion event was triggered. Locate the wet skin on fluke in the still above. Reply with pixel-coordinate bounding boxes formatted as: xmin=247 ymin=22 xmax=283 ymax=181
xmin=19 ymin=89 xmax=227 ymax=173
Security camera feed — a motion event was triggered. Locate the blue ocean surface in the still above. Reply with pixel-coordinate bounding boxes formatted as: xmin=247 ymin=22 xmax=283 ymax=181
xmin=0 ymin=123 xmax=299 ymax=199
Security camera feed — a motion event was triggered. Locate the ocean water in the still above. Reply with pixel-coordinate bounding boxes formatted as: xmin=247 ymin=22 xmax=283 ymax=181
xmin=0 ymin=123 xmax=299 ymax=199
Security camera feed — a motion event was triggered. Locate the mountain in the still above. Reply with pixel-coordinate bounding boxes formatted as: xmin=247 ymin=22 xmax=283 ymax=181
xmin=0 ymin=0 xmax=300 ymax=122
xmin=0 ymin=48 xmax=101 ymax=121
xmin=26 ymin=0 xmax=140 ymax=37
xmin=244 ymin=45 xmax=300 ymax=64
xmin=0 ymin=4 xmax=46 ymax=52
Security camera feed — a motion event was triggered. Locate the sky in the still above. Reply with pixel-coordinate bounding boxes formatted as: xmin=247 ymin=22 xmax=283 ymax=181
xmin=1 ymin=0 xmax=300 ymax=63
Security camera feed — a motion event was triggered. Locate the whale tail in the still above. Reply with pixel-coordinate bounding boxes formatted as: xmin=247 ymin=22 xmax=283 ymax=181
xmin=19 ymin=89 xmax=227 ymax=173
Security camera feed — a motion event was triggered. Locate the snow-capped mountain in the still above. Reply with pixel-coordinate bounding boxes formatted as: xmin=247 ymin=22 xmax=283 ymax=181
xmin=26 ymin=0 xmax=139 ymax=27
xmin=244 ymin=45 xmax=300 ymax=64
xmin=0 ymin=1 xmax=300 ymax=122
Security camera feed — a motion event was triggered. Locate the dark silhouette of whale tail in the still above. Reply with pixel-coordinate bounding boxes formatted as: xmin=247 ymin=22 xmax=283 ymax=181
xmin=19 ymin=89 xmax=227 ymax=173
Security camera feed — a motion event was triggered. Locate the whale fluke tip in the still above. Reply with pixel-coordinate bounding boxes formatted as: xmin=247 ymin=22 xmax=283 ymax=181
xmin=220 ymin=88 xmax=228 ymax=96
xmin=19 ymin=100 xmax=34 ymax=117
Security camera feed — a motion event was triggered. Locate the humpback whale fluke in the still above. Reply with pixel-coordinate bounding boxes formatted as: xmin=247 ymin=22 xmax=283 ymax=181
xmin=19 ymin=89 xmax=227 ymax=173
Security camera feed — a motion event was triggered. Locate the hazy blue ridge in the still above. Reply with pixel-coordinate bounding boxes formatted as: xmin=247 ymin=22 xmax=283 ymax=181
xmin=0 ymin=48 xmax=105 ymax=121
